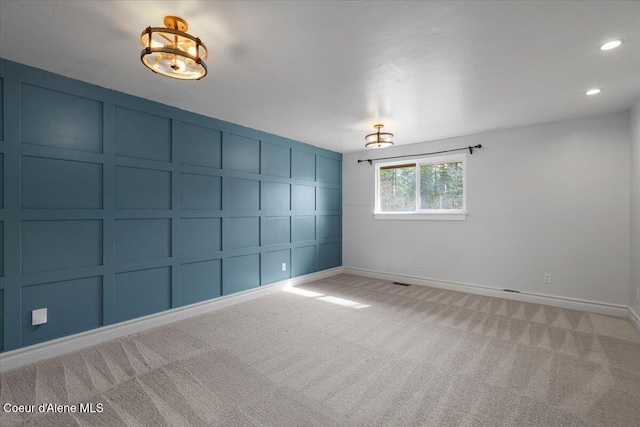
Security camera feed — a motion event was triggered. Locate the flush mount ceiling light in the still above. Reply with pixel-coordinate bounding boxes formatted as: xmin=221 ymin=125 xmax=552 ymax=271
xmin=365 ymin=124 xmax=394 ymax=149
xmin=599 ymin=39 xmax=623 ymax=51
xmin=140 ymin=16 xmax=208 ymax=80
xmin=585 ymin=88 xmax=602 ymax=96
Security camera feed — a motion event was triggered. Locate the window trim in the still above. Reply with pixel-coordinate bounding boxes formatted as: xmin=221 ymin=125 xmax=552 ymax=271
xmin=374 ymin=153 xmax=467 ymax=221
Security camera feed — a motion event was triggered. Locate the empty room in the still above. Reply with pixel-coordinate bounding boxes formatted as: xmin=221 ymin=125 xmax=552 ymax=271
xmin=0 ymin=1 xmax=639 ymax=426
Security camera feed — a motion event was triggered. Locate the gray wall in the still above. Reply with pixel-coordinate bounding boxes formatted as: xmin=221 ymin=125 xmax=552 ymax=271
xmin=631 ymin=100 xmax=640 ymax=314
xmin=343 ymin=112 xmax=631 ymax=306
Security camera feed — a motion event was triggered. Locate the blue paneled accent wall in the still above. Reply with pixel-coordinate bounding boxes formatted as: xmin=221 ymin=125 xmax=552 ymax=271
xmin=0 ymin=59 xmax=342 ymax=352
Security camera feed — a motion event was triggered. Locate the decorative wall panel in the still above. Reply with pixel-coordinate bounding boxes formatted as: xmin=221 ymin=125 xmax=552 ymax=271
xmin=21 ymin=276 xmax=102 ymax=346
xmin=225 ymin=133 xmax=260 ymax=174
xmin=262 ymin=249 xmax=291 ymax=285
xmin=0 ymin=78 xmax=3 ymax=141
xmin=21 ymin=220 xmax=103 ymax=274
xmin=0 ymin=153 xmax=4 ymax=208
xmin=317 ymin=156 xmax=341 ymax=184
xmin=181 ymin=123 xmax=221 ymax=169
xmin=0 ymin=222 xmax=3 ymax=277
xmin=227 ymin=178 xmax=259 ymax=211
xmin=0 ymin=58 xmax=341 ymax=351
xmin=262 ymin=142 xmax=291 ymax=178
xmin=262 ymin=216 xmax=290 ymax=246
xmin=21 ymin=84 xmax=103 ymax=153
xmin=318 ymin=187 xmax=341 ymax=211
xmin=262 ymin=181 xmax=290 ymax=211
xmin=294 ymin=216 xmax=316 ymax=242
xmin=116 ymin=107 xmax=171 ymax=162
xmin=181 ymin=218 xmax=222 ymax=254
xmin=22 ymin=157 xmax=103 ymax=209
xmin=293 ymin=184 xmax=315 ymax=211
xmin=292 ymin=150 xmax=315 ymax=181
xmin=319 ymin=242 xmax=342 ymax=270
xmin=115 ymin=166 xmax=171 ymax=210
xmin=226 ymin=254 xmax=260 ymax=295
xmin=317 ymin=215 xmax=341 ymax=239
xmin=0 ymin=291 xmax=3 ymax=352
xmin=180 ymin=259 xmax=222 ymax=306
xmin=293 ymin=245 xmax=316 ymax=276
xmin=115 ymin=219 xmax=171 ymax=263
xmin=181 ymin=173 xmax=222 ymax=210
xmin=114 ymin=267 xmax=171 ymax=322
xmin=227 ymin=217 xmax=260 ymax=249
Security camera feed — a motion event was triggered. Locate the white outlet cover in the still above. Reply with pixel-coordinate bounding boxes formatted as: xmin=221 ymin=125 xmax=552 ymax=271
xmin=282 ymin=263 xmax=287 ymax=272
xmin=32 ymin=308 xmax=47 ymax=326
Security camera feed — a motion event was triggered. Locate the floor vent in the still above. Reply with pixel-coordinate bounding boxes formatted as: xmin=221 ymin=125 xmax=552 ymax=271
xmin=503 ymin=289 xmax=520 ymax=293
xmin=393 ymin=282 xmax=411 ymax=287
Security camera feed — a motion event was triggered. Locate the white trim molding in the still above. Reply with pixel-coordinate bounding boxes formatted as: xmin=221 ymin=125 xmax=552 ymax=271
xmin=343 ymin=267 xmax=629 ymax=318
xmin=629 ymin=306 xmax=640 ymax=334
xmin=0 ymin=267 xmax=342 ymax=372
xmin=374 ymin=213 xmax=466 ymax=221
xmin=374 ymin=153 xmax=468 ymax=219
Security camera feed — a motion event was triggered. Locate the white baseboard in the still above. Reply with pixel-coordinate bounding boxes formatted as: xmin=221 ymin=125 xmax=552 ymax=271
xmin=629 ymin=306 xmax=640 ymax=334
xmin=0 ymin=267 xmax=342 ymax=372
xmin=343 ymin=267 xmax=629 ymax=318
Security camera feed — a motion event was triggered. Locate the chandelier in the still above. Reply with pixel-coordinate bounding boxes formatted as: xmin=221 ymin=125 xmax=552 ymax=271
xmin=140 ymin=16 xmax=208 ymax=80
xmin=365 ymin=124 xmax=394 ymax=148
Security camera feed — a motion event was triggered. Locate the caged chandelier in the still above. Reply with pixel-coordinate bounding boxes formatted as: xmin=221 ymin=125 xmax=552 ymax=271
xmin=365 ymin=124 xmax=394 ymax=148
xmin=140 ymin=16 xmax=208 ymax=80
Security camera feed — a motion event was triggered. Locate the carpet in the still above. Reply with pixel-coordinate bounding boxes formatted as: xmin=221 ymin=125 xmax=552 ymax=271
xmin=1 ymin=274 xmax=639 ymax=426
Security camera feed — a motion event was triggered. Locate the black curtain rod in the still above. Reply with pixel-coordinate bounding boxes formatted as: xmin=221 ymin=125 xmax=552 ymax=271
xmin=357 ymin=144 xmax=482 ymax=165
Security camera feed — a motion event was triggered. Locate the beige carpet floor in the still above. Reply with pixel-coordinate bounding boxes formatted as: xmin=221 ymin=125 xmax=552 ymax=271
xmin=1 ymin=274 xmax=639 ymax=426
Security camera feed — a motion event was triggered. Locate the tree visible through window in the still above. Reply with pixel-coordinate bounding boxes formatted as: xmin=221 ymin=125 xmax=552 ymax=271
xmin=379 ymin=164 xmax=416 ymax=211
xmin=420 ymin=161 xmax=463 ymax=210
xmin=376 ymin=154 xmax=466 ymax=215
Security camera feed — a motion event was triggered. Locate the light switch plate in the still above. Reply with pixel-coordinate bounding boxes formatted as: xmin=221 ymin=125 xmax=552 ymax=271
xmin=32 ymin=308 xmax=48 ymax=326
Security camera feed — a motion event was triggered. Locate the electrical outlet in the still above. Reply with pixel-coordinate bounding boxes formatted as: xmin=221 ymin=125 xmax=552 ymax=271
xmin=32 ymin=308 xmax=47 ymax=326
xmin=282 ymin=263 xmax=287 ymax=272
xmin=544 ymin=273 xmax=552 ymax=284
xmin=416 ymin=260 xmax=422 ymax=268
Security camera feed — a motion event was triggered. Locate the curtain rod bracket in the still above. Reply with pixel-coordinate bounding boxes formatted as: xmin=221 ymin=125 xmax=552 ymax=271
xmin=468 ymin=144 xmax=482 ymax=154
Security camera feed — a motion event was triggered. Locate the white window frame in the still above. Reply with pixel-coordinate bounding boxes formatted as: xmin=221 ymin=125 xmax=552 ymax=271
xmin=374 ymin=154 xmax=467 ymax=221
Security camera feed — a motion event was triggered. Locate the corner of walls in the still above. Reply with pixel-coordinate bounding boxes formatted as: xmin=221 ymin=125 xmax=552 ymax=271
xmin=630 ymin=99 xmax=640 ymax=316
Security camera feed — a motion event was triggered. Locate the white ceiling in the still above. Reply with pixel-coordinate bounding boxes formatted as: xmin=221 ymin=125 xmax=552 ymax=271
xmin=1 ymin=1 xmax=639 ymax=153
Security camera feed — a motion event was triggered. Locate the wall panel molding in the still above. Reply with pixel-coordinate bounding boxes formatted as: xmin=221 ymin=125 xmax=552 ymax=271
xmin=2 ymin=78 xmax=23 ymax=351
xmin=0 ymin=58 xmax=342 ymax=352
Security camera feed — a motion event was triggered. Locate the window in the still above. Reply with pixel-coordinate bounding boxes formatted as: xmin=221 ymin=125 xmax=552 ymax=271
xmin=375 ymin=154 xmax=466 ymax=220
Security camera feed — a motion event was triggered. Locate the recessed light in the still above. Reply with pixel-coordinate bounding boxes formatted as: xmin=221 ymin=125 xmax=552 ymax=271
xmin=585 ymin=88 xmax=602 ymax=96
xmin=599 ymin=40 xmax=623 ymax=51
